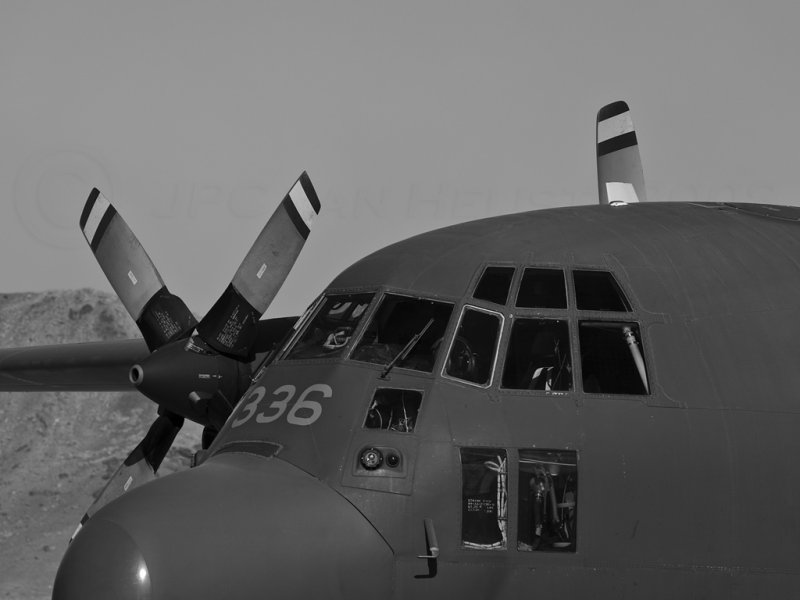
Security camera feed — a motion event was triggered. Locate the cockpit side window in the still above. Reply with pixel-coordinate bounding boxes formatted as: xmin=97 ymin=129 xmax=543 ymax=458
xmin=351 ymin=294 xmax=453 ymax=372
xmin=573 ymin=270 xmax=631 ymax=311
xmin=473 ymin=266 xmax=515 ymax=305
xmin=285 ymin=293 xmax=374 ymax=359
xmin=516 ymin=268 xmax=568 ymax=309
xmin=501 ymin=319 xmax=572 ymax=391
xmin=579 ymin=321 xmax=649 ymax=394
xmin=445 ymin=307 xmax=503 ymax=386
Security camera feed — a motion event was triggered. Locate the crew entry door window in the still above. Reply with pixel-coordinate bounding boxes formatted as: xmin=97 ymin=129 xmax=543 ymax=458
xmin=518 ymin=449 xmax=578 ymax=552
xmin=461 ymin=448 xmax=508 ymax=550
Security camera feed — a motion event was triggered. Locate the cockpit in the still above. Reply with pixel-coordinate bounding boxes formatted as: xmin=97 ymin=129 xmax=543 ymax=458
xmin=277 ymin=264 xmax=650 ymax=397
xmin=282 ymin=292 xmax=454 ymax=371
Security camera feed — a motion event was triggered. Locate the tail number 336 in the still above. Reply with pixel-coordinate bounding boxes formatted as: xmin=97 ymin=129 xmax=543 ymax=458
xmin=231 ymin=384 xmax=333 ymax=428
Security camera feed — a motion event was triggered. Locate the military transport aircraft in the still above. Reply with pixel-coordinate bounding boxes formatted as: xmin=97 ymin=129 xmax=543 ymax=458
xmin=1 ymin=101 xmax=799 ymax=598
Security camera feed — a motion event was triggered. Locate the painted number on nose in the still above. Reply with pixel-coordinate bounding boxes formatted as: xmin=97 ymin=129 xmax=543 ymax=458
xmin=231 ymin=384 xmax=333 ymax=428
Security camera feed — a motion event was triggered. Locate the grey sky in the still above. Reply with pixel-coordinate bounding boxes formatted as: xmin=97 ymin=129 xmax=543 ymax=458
xmin=2 ymin=1 xmax=799 ymax=318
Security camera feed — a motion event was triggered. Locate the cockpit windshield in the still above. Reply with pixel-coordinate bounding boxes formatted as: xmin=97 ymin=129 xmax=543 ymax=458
xmin=351 ymin=294 xmax=454 ymax=372
xmin=285 ymin=293 xmax=374 ymax=359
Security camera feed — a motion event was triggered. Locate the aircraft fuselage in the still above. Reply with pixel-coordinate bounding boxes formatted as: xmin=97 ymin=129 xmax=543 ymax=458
xmin=58 ymin=202 xmax=800 ymax=598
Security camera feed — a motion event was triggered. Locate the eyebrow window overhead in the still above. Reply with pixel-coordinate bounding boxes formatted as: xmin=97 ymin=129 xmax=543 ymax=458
xmin=473 ymin=266 xmax=515 ymax=306
xmin=516 ymin=268 xmax=567 ymax=309
xmin=573 ymin=270 xmax=631 ymax=312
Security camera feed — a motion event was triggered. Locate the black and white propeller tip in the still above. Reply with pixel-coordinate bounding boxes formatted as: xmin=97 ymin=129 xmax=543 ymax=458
xmin=194 ymin=171 xmax=321 ymax=358
xmin=596 ymin=101 xmax=647 ymax=205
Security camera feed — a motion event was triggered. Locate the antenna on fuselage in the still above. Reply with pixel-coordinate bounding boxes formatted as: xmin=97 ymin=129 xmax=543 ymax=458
xmin=596 ymin=101 xmax=647 ymax=205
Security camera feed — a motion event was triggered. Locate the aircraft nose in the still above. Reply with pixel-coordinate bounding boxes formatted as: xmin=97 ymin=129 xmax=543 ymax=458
xmin=53 ymin=453 xmax=394 ymax=600
xmin=54 ymin=518 xmax=152 ymax=599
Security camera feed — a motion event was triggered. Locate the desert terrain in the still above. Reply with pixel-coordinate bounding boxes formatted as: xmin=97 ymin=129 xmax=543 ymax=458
xmin=0 ymin=289 xmax=202 ymax=599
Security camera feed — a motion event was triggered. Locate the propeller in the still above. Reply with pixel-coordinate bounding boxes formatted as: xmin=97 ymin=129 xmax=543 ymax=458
xmin=71 ymin=172 xmax=320 ymax=540
xmin=596 ymin=101 xmax=647 ymax=205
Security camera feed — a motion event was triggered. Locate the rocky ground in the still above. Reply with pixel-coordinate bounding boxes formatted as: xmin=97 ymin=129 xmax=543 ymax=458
xmin=0 ymin=289 xmax=202 ymax=599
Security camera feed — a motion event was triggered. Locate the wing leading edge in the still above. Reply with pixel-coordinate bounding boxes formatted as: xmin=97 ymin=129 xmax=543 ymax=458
xmin=0 ymin=339 xmax=148 ymax=391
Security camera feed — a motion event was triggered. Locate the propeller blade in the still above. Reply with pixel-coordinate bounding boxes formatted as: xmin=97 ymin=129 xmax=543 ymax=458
xmin=80 ymin=189 xmax=197 ymax=350
xmin=596 ymin=101 xmax=647 ymax=205
xmin=195 ymin=172 xmax=320 ymax=358
xmin=70 ymin=410 xmax=184 ymax=543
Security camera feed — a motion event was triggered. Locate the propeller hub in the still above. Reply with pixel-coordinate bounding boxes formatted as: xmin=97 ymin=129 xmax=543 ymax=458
xmin=129 ymin=339 xmax=250 ymax=427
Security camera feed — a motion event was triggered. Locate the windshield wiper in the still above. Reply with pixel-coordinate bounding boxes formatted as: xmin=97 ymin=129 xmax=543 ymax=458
xmin=380 ymin=318 xmax=434 ymax=379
